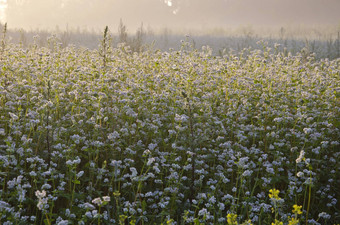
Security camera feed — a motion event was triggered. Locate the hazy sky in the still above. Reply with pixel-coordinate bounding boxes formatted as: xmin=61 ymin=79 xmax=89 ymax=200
xmin=0 ymin=0 xmax=339 ymax=31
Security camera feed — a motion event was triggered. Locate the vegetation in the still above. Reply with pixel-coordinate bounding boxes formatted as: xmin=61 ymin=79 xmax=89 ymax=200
xmin=0 ymin=29 xmax=339 ymax=224
xmin=1 ymin=22 xmax=340 ymax=60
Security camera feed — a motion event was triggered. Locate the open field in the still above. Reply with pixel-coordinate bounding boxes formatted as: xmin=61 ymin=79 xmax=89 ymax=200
xmin=0 ymin=35 xmax=339 ymax=224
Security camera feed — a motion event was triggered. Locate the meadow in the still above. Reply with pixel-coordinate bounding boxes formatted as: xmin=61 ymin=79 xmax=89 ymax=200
xmin=0 ymin=30 xmax=339 ymax=224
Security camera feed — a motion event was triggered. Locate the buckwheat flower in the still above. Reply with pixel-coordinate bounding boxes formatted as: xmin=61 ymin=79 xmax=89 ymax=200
xmin=198 ymin=208 xmax=208 ymax=217
xmin=147 ymin=157 xmax=155 ymax=166
xmin=130 ymin=167 xmax=138 ymax=177
xmin=312 ymin=147 xmax=320 ymax=154
xmin=35 ymin=190 xmax=46 ymax=199
xmin=153 ymin=165 xmax=160 ymax=174
xmin=57 ymin=220 xmax=69 ymax=225
xmin=92 ymin=197 xmax=102 ymax=206
xmin=0 ymin=200 xmax=10 ymax=209
xmin=296 ymin=172 xmax=304 ymax=177
xmin=102 ymin=196 xmax=110 ymax=202
xmin=74 ymin=157 xmax=81 ymax=165
xmin=304 ymin=177 xmax=313 ymax=186
xmin=242 ymin=170 xmax=253 ymax=177
xmin=82 ymin=202 xmax=95 ymax=210
xmin=148 ymin=143 xmax=158 ymax=151
xmin=303 ymin=128 xmax=312 ymax=134
xmin=30 ymin=216 xmax=36 ymax=222
xmin=85 ymin=211 xmax=92 ymax=218
xmin=76 ymin=171 xmax=84 ymax=178
xmin=36 ymin=193 xmax=48 ymax=211
xmin=266 ymin=167 xmax=274 ymax=174
xmin=9 ymin=112 xmax=19 ymax=120
xmin=41 ymin=183 xmax=51 ymax=190
xmin=320 ymin=141 xmax=329 ymax=148
xmin=108 ymin=131 xmax=120 ymax=140
xmin=18 ymin=188 xmax=26 ymax=202
xmin=218 ymin=202 xmax=225 ymax=211
xmin=66 ymin=160 xmax=73 ymax=166
xmin=237 ymin=156 xmax=249 ymax=168
xmin=0 ymin=128 xmax=5 ymax=135
xmin=318 ymin=212 xmax=331 ymax=220
xmin=296 ymin=150 xmax=305 ymax=163
xmin=330 ymin=141 xmax=339 ymax=145
xmin=209 ymin=196 xmax=216 ymax=204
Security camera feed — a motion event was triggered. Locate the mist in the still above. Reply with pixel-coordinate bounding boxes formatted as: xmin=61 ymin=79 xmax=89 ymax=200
xmin=1 ymin=0 xmax=339 ymax=32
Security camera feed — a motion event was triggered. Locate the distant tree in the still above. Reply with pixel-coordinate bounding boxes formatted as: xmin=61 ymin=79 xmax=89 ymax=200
xmin=118 ymin=18 xmax=128 ymax=44
xmin=131 ymin=23 xmax=145 ymax=52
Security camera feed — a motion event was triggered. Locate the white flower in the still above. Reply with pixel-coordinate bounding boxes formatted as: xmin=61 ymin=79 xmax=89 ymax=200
xmin=37 ymin=198 xmax=48 ymax=210
xmin=296 ymin=172 xmax=304 ymax=177
xmin=35 ymin=190 xmax=48 ymax=211
xmin=102 ymin=196 xmax=110 ymax=202
xmin=296 ymin=150 xmax=305 ymax=163
xmin=35 ymin=190 xmax=46 ymax=198
xmin=92 ymin=198 xmax=102 ymax=206
xmin=303 ymin=128 xmax=312 ymax=134
xmin=9 ymin=112 xmax=19 ymax=120
xmin=143 ymin=150 xmax=151 ymax=156
xmin=147 ymin=157 xmax=155 ymax=166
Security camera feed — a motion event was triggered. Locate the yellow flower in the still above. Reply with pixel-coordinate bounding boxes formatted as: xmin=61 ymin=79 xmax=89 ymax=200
xmin=227 ymin=213 xmax=238 ymax=225
xmin=241 ymin=219 xmax=253 ymax=225
xmin=292 ymin=204 xmax=302 ymax=215
xmin=271 ymin=219 xmax=283 ymax=225
xmin=269 ymin=189 xmax=281 ymax=200
xmin=166 ymin=219 xmax=174 ymax=225
xmin=288 ymin=217 xmax=299 ymax=225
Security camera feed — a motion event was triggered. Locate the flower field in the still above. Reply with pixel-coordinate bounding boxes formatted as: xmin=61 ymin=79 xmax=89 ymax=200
xmin=0 ymin=39 xmax=339 ymax=224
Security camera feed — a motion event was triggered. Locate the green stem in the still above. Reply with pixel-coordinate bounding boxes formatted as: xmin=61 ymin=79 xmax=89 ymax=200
xmin=305 ymin=177 xmax=312 ymax=225
xmin=45 ymin=213 xmax=51 ymax=225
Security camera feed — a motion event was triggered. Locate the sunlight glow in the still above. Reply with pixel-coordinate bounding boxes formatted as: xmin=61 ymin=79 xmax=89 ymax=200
xmin=163 ymin=0 xmax=179 ymax=15
xmin=164 ymin=0 xmax=172 ymax=7
xmin=0 ymin=0 xmax=7 ymax=23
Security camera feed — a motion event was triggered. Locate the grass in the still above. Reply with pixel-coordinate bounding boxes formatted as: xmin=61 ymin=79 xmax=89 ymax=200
xmin=0 ymin=35 xmax=339 ymax=224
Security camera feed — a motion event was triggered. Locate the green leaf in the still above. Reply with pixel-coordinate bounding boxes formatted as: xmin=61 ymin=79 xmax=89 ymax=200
xmin=73 ymin=179 xmax=80 ymax=185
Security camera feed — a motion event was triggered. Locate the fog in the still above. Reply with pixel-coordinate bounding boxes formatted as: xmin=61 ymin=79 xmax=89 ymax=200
xmin=0 ymin=0 xmax=339 ymax=32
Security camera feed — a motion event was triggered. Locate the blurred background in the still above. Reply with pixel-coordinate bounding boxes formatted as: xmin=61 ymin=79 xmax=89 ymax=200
xmin=0 ymin=0 xmax=340 ymax=59
xmin=1 ymin=0 xmax=340 ymax=30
